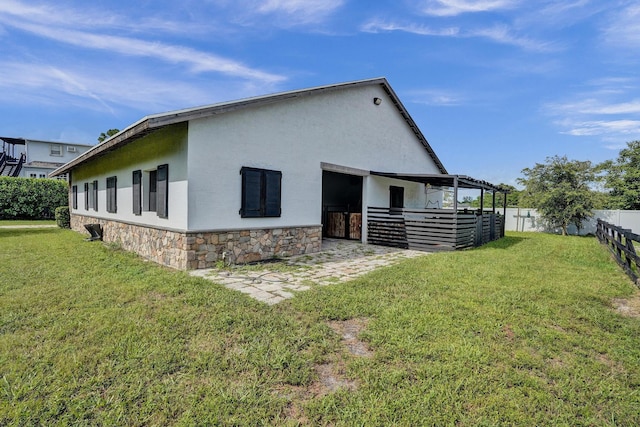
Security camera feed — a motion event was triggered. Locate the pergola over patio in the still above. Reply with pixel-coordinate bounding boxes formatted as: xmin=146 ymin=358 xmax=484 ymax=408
xmin=368 ymin=171 xmax=510 ymax=252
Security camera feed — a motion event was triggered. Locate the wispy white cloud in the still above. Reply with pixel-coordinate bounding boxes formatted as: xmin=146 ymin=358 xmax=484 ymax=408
xmin=602 ymin=3 xmax=640 ymax=49
xmin=0 ymin=61 xmax=267 ymax=113
xmin=361 ymin=19 xmax=555 ymax=52
xmin=0 ymin=14 xmax=285 ymax=83
xmin=256 ymin=0 xmax=345 ymax=24
xmin=471 ymin=24 xmax=558 ymax=51
xmin=418 ymin=0 xmax=519 ymax=16
xmin=547 ymin=78 xmax=640 ymax=144
xmin=558 ymin=119 xmax=640 ymax=137
xmin=361 ymin=19 xmax=459 ymax=36
xmin=0 ymin=0 xmax=216 ymax=35
xmin=406 ymin=89 xmax=465 ymax=106
xmin=550 ymin=98 xmax=640 ymax=116
xmin=208 ymin=0 xmax=345 ymax=27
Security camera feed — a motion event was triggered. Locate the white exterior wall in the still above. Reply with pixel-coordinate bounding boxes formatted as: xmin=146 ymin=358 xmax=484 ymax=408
xmin=366 ymin=176 xmax=427 ymax=209
xmin=187 ymin=84 xmax=441 ymax=231
xmin=71 ymin=125 xmax=189 ymax=230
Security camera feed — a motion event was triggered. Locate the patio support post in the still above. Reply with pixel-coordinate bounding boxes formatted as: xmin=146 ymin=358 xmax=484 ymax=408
xmin=453 ymin=176 xmax=458 ymax=211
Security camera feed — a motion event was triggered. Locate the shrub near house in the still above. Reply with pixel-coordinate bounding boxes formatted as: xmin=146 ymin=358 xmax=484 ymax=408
xmin=0 ymin=176 xmax=67 ymax=220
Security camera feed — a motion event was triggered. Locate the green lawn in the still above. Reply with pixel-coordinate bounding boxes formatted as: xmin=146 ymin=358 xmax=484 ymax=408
xmin=1 ymin=229 xmax=639 ymax=425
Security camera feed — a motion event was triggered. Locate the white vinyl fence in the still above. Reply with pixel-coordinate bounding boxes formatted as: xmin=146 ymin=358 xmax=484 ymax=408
xmin=504 ymin=208 xmax=640 ymax=236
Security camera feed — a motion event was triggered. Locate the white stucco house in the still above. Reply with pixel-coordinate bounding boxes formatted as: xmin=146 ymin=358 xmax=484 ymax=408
xmin=51 ymin=77 xmax=506 ymax=270
xmin=1 ymin=137 xmax=92 ymax=178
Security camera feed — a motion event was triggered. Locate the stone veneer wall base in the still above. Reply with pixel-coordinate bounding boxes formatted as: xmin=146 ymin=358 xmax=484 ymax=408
xmin=70 ymin=214 xmax=321 ymax=270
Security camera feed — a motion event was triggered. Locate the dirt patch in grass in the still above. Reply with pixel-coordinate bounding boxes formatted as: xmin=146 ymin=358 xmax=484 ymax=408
xmin=328 ymin=318 xmax=374 ymax=358
xmin=311 ymin=318 xmax=373 ymax=395
xmin=612 ymin=293 xmax=640 ymax=318
xmin=276 ymin=318 xmax=373 ymax=422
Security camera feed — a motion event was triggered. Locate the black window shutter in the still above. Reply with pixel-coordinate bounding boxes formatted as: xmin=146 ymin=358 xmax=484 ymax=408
xmin=92 ymin=180 xmax=98 ymax=211
xmin=240 ymin=168 xmax=262 ymax=217
xmin=132 ymin=170 xmax=142 ymax=215
xmin=106 ymin=176 xmax=117 ymax=213
xmin=156 ymin=164 xmax=168 ymax=218
xmin=84 ymin=183 xmax=89 ymax=210
xmin=72 ymin=185 xmax=78 ymax=210
xmin=149 ymin=170 xmax=157 ymax=212
xmin=264 ymin=170 xmax=282 ymax=217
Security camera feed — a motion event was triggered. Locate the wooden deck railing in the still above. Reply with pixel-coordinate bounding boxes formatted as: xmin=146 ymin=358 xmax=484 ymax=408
xmin=367 ymin=207 xmax=504 ymax=252
xmin=596 ymin=219 xmax=640 ymax=285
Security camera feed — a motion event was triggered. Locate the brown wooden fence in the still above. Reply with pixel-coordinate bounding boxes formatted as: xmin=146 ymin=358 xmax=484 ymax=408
xmin=596 ymin=219 xmax=640 ymax=285
xmin=367 ymin=207 xmax=504 ymax=252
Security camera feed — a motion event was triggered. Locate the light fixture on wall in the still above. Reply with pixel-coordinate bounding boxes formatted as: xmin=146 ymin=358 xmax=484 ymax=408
xmin=373 ymin=97 xmax=382 ymax=105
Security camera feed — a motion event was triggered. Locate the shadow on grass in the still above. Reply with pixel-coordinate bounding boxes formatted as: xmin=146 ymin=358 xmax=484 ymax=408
xmin=474 ymin=235 xmax=528 ymax=250
xmin=0 ymin=228 xmax=64 ymax=238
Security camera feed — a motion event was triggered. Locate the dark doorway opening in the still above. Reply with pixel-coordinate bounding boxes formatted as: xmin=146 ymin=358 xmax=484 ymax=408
xmin=322 ymin=171 xmax=363 ymax=240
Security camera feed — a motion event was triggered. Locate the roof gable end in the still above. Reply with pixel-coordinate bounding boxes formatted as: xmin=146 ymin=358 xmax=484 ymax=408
xmin=50 ymin=77 xmax=447 ymax=176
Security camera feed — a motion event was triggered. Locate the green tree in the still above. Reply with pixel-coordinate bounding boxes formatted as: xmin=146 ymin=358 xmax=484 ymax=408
xmin=598 ymin=140 xmax=640 ymax=209
xmin=517 ymin=155 xmax=597 ymax=235
xmin=98 ymin=128 xmax=120 ymax=143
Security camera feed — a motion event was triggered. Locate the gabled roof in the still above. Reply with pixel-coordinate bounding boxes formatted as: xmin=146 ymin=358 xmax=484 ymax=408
xmin=50 ymin=77 xmax=447 ymax=177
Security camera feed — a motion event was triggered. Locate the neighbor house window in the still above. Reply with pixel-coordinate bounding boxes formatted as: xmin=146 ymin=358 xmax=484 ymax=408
xmin=91 ymin=180 xmax=98 ymax=211
xmin=132 ymin=170 xmax=142 ymax=215
xmin=50 ymin=144 xmax=62 ymax=156
xmin=72 ymin=185 xmax=78 ymax=210
xmin=30 ymin=173 xmax=36 ymax=178
xmin=144 ymin=165 xmax=168 ymax=218
xmin=84 ymin=183 xmax=89 ymax=210
xmin=39 ymin=174 xmax=46 ymax=178
xmin=390 ymin=185 xmax=404 ymax=213
xmin=239 ymin=167 xmax=281 ymax=218
xmin=106 ymin=176 xmax=117 ymax=213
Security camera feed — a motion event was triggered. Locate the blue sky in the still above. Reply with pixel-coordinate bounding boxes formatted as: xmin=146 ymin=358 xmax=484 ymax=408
xmin=1 ymin=0 xmax=639 ymax=186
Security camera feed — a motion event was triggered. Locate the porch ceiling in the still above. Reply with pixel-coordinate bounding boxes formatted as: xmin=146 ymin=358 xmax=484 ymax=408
xmin=370 ymin=171 xmax=509 ymax=193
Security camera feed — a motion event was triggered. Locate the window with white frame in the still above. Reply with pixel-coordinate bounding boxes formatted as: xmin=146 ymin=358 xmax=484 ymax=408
xmin=50 ymin=144 xmax=62 ymax=156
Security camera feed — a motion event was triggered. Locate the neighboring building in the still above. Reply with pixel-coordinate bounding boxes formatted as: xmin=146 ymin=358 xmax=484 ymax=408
xmin=0 ymin=137 xmax=93 ymax=179
xmin=52 ymin=77 xmax=506 ymax=270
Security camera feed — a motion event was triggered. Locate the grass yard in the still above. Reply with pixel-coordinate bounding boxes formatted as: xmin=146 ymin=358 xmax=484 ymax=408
xmin=1 ymin=229 xmax=639 ymax=425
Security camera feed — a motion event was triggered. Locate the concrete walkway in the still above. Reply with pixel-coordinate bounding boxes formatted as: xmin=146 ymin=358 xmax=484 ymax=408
xmin=190 ymin=239 xmax=427 ymax=305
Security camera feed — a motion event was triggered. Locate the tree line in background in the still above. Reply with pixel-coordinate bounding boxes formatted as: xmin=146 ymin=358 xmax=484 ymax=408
xmin=462 ymin=140 xmax=640 ymax=235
